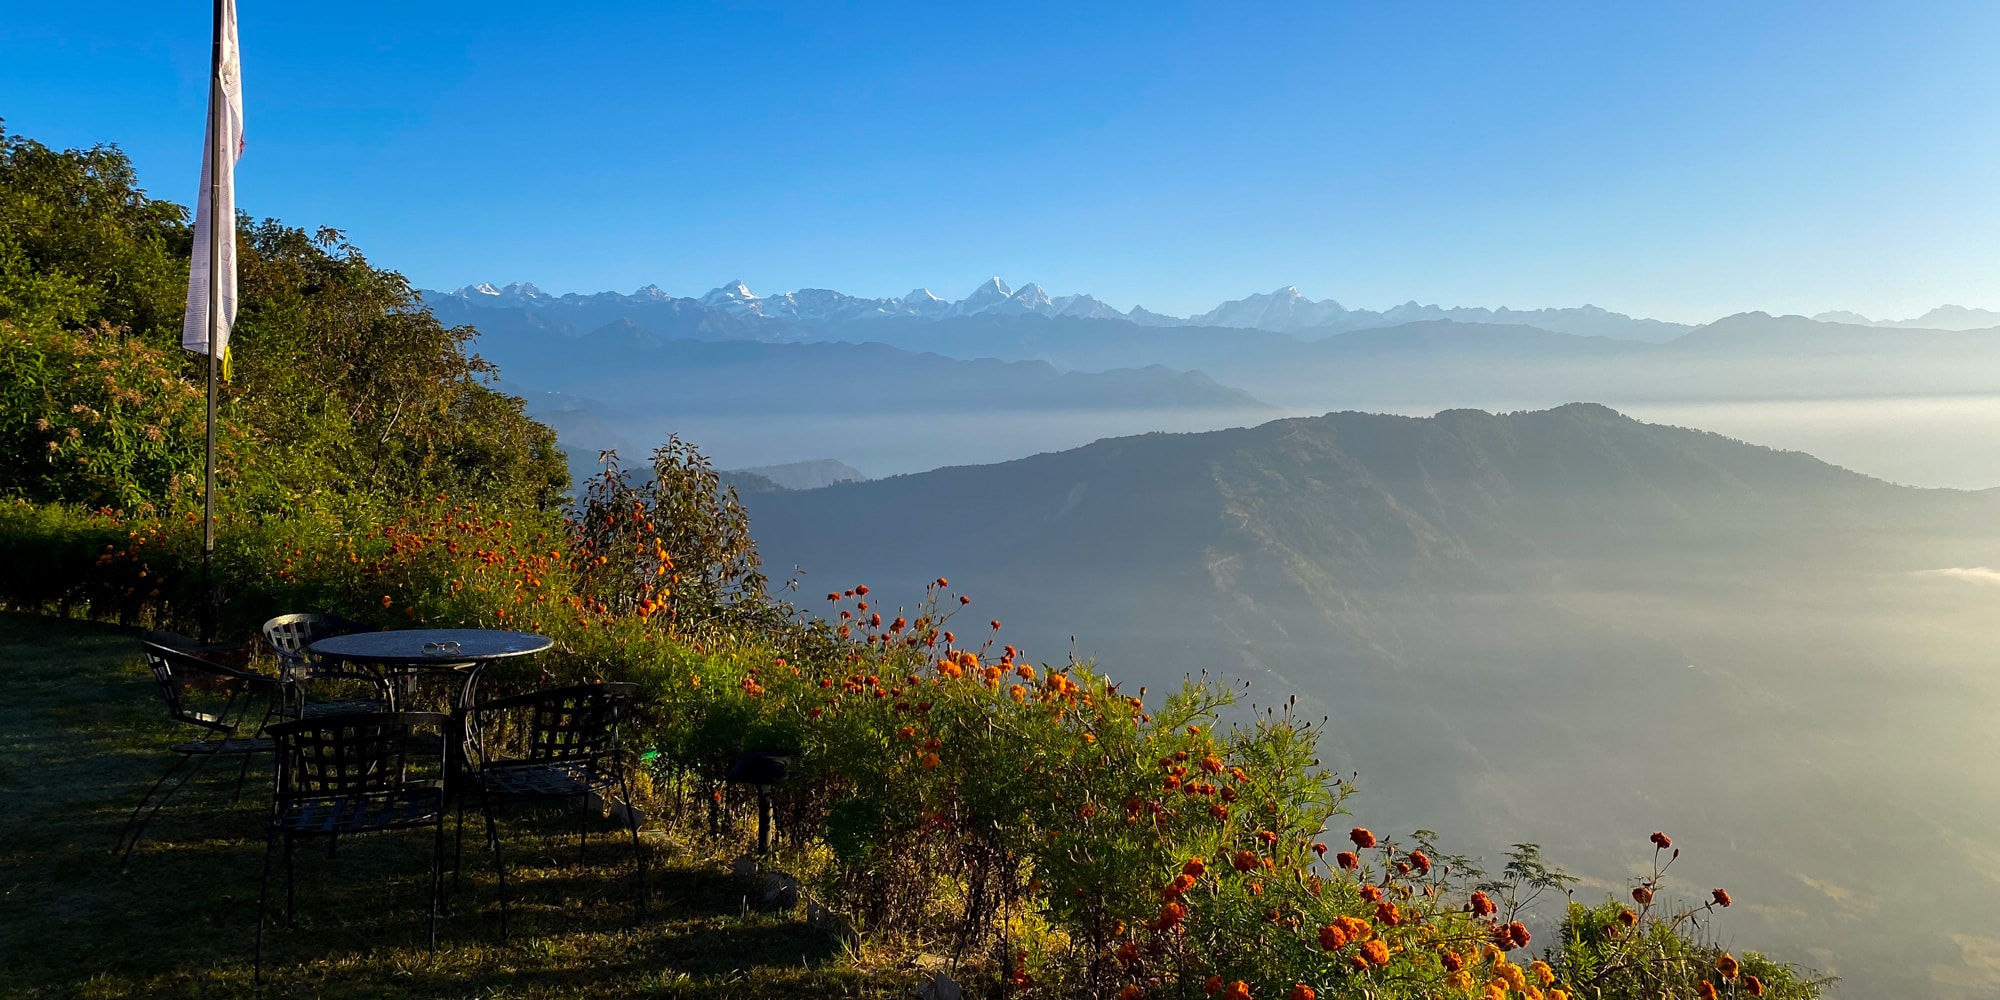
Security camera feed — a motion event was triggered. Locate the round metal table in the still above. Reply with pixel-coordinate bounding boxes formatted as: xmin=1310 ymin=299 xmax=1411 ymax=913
xmin=309 ymin=629 xmax=552 ymax=713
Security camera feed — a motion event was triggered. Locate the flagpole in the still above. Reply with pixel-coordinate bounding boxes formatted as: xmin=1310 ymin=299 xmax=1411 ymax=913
xmin=201 ymin=0 xmax=222 ymax=643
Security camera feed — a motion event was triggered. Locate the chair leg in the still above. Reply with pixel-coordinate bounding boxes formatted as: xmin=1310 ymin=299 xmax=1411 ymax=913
xmin=115 ymin=753 xmax=190 ymax=861
xmin=452 ymin=797 xmax=466 ymax=891
xmin=120 ymin=750 xmax=217 ymax=868
xmin=619 ymin=774 xmax=647 ymax=918
xmin=255 ymin=827 xmax=277 ymax=985
xmin=482 ymin=798 xmax=510 ymax=941
xmin=285 ymin=835 xmax=300 ymax=925
xmin=577 ymin=794 xmax=589 ymax=866
xmin=430 ymin=813 xmax=445 ymax=954
xmin=230 ymin=748 xmax=256 ymax=803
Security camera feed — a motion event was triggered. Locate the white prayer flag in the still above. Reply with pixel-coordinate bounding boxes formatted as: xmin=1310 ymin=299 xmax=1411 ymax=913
xmin=182 ymin=0 xmax=244 ymax=357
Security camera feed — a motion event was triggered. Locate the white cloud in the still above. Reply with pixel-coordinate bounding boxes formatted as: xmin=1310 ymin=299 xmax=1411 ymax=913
xmin=1914 ymin=567 xmax=2000 ymax=586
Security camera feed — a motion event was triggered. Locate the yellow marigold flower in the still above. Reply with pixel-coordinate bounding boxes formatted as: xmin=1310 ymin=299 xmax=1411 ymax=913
xmin=1501 ymin=962 xmax=1528 ymax=991
xmin=1530 ymin=961 xmax=1554 ymax=986
xmin=1482 ymin=984 xmax=1507 ymax=1000
xmin=1447 ymin=971 xmax=1474 ymax=991
xmin=1716 ymin=954 xmax=1740 ymax=980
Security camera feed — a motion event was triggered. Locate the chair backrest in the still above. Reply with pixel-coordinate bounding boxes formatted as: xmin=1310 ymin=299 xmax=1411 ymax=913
xmin=266 ymin=712 xmax=450 ymax=801
xmin=141 ymin=641 xmax=271 ymax=736
xmin=261 ymin=613 xmax=367 ymax=680
xmin=470 ymin=682 xmax=638 ymax=767
xmin=261 ymin=613 xmax=365 ymax=660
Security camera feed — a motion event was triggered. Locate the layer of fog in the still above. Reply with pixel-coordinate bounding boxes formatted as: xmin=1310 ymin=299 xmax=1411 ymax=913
xmin=627 ymin=394 xmax=2000 ymax=491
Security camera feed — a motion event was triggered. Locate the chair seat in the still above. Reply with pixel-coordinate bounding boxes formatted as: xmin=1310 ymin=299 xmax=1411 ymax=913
xmin=171 ymin=736 xmax=274 ymax=756
xmin=299 ymin=697 xmax=391 ymax=718
xmin=469 ymin=761 xmax=610 ymax=800
xmin=276 ymin=785 xmax=445 ymax=835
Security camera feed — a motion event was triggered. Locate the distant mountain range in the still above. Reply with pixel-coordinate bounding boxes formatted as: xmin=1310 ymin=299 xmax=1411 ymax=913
xmin=430 ymin=279 xmax=1706 ymax=342
xmin=739 ymin=403 xmax=2000 ymax=1000
xmin=1812 ymin=304 xmax=2000 ymax=330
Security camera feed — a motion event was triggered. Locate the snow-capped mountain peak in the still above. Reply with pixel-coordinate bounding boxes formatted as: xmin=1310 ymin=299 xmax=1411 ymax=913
xmin=702 ymin=280 xmax=759 ymax=307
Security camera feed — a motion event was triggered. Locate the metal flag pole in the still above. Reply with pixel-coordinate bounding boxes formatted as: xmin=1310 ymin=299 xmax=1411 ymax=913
xmin=201 ymin=0 xmax=223 ymax=643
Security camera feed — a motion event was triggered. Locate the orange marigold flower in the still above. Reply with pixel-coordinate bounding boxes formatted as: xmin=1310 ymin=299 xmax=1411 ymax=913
xmin=1208 ymin=803 xmax=1230 ymax=820
xmin=1697 ymin=983 xmax=1718 ymax=1000
xmin=1233 ymin=850 xmax=1260 ymax=872
xmin=1716 ymin=954 xmax=1740 ymax=980
xmin=1166 ymin=873 xmax=1196 ymax=898
xmin=1119 ymin=986 xmax=1142 ymax=1000
xmin=1745 ymin=975 xmax=1766 ymax=996
xmin=1312 ymin=842 xmax=1329 ymax=856
xmin=1116 ymin=941 xmax=1140 ymax=966
xmin=1200 ymin=754 xmax=1225 ymax=774
xmin=1469 ymin=890 xmax=1497 ymax=916
xmin=898 ymin=725 xmax=916 ymax=739
xmin=1616 ymin=908 xmax=1638 ymax=927
xmin=1711 ymin=888 xmax=1732 ymax=908
xmin=1650 ymin=831 xmax=1673 ymax=850
xmin=1225 ymin=981 xmax=1251 ymax=1000
xmin=935 ymin=577 xmax=948 ymax=588
xmin=1442 ymin=950 xmax=1465 ymax=972
xmin=1336 ymin=851 xmax=1359 ymax=870
xmin=1359 ymin=884 xmax=1383 ymax=902
xmin=1289 ymin=985 xmax=1315 ymax=1000
xmin=854 ymin=584 xmax=869 ymax=595
xmin=1409 ymin=850 xmax=1432 ymax=874
xmin=959 ymin=595 xmax=971 ymax=604
xmin=1374 ymin=900 xmax=1400 ymax=926
xmin=1362 ymin=939 xmax=1391 ymax=966
xmin=1631 ymin=886 xmax=1654 ymax=906
xmin=1348 ymin=955 xmax=1369 ymax=971
xmin=1508 ymin=922 xmax=1532 ymax=948
xmin=1318 ymin=924 xmax=1351 ymax=951
xmin=1256 ymin=830 xmax=1278 ymax=845
xmin=1530 ymin=960 xmax=1555 ymax=986
xmin=1157 ymin=900 xmax=1186 ymax=930
xmin=1183 ymin=857 xmax=1207 ymax=878
xmin=920 ymin=752 xmax=940 ymax=770
xmin=1349 ymin=827 xmax=1376 ymax=849
xmin=1204 ymin=975 xmax=1224 ymax=997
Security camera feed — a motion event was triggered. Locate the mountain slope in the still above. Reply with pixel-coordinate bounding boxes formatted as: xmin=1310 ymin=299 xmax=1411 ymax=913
xmin=741 ymin=405 xmax=2000 ymax=999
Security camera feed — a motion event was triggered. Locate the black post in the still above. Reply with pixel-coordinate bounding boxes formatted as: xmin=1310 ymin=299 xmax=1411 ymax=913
xmin=200 ymin=0 xmax=223 ymax=643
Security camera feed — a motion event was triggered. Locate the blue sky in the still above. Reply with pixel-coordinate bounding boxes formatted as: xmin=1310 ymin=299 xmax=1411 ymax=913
xmin=6 ymin=0 xmax=1998 ymax=322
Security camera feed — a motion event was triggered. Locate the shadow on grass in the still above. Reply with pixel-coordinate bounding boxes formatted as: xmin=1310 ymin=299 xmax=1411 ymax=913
xmin=0 ymin=614 xmax=898 ymax=1000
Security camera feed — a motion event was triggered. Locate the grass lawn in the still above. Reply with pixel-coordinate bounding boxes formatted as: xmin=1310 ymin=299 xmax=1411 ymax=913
xmin=0 ymin=613 xmax=911 ymax=999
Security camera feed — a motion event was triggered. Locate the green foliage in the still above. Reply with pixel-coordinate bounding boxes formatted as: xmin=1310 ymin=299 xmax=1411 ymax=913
xmin=1557 ymin=899 xmax=1828 ymax=999
xmin=0 ymin=321 xmax=219 ymax=508
xmin=0 ymin=120 xmax=191 ymax=341
xmin=571 ymin=440 xmax=771 ymax=633
xmin=0 ymin=120 xmax=567 ymax=516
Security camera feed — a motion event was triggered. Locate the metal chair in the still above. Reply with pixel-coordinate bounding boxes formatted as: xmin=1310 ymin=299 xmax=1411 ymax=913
xmin=255 ymin=711 xmax=450 ymax=981
xmin=458 ymin=682 xmax=647 ymax=939
xmin=115 ymin=641 xmax=285 ymax=868
xmin=260 ymin=613 xmax=390 ymax=716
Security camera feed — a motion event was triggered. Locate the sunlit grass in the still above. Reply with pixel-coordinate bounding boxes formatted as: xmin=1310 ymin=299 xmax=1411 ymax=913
xmin=0 ymin=613 xmax=909 ymax=999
